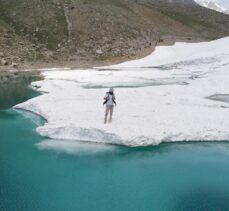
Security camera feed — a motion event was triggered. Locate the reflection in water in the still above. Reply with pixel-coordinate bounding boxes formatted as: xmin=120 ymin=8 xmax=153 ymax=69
xmin=35 ymin=138 xmax=229 ymax=158
xmin=36 ymin=139 xmax=118 ymax=156
xmin=0 ymin=75 xmax=40 ymax=110
xmin=0 ymin=110 xmax=19 ymax=119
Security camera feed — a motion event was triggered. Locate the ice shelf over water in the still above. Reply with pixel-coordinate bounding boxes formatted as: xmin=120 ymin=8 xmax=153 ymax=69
xmin=15 ymin=37 xmax=229 ymax=146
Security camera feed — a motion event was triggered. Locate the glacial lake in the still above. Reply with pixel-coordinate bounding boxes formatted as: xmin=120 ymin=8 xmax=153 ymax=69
xmin=1 ymin=86 xmax=229 ymax=211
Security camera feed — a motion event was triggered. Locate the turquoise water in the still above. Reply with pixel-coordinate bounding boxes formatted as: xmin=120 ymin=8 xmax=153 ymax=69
xmin=1 ymin=92 xmax=229 ymax=210
xmin=2 ymin=111 xmax=229 ymax=210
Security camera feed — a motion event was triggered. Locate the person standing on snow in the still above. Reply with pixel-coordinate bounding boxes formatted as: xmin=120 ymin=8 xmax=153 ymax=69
xmin=103 ymin=88 xmax=116 ymax=123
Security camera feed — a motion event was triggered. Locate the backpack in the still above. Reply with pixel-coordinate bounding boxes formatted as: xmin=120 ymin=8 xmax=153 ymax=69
xmin=103 ymin=92 xmax=116 ymax=105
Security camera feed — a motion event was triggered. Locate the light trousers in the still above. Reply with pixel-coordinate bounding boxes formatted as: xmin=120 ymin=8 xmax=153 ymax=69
xmin=104 ymin=105 xmax=114 ymax=123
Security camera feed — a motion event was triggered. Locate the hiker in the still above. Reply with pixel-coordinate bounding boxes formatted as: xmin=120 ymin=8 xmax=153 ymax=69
xmin=103 ymin=88 xmax=116 ymax=123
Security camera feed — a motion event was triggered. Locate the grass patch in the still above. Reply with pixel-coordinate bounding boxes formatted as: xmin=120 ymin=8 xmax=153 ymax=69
xmin=159 ymin=9 xmax=213 ymax=28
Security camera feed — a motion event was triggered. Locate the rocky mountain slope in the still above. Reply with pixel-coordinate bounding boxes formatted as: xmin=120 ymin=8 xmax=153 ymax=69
xmin=0 ymin=0 xmax=229 ymax=68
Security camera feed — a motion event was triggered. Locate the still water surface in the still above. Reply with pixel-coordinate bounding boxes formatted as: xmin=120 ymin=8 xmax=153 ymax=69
xmin=1 ymin=87 xmax=229 ymax=211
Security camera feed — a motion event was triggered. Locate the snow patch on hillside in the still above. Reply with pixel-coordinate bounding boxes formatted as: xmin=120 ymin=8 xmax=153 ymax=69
xmin=194 ymin=0 xmax=229 ymax=14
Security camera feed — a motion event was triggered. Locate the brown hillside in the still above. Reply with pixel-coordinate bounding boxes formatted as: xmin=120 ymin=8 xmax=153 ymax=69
xmin=0 ymin=0 xmax=229 ymax=67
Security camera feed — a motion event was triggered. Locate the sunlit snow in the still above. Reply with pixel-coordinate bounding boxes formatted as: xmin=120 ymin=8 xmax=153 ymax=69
xmin=15 ymin=37 xmax=229 ymax=147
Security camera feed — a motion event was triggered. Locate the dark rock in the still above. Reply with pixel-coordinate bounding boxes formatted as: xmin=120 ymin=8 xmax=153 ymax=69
xmin=11 ymin=63 xmax=18 ymax=68
xmin=1 ymin=58 xmax=9 ymax=66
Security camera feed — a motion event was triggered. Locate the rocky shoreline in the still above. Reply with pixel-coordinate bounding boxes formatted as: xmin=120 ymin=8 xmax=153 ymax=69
xmin=0 ymin=35 xmax=205 ymax=72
